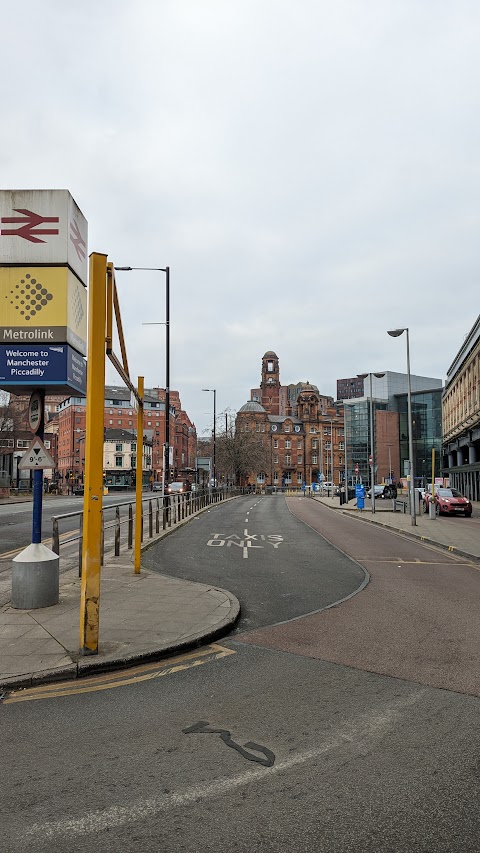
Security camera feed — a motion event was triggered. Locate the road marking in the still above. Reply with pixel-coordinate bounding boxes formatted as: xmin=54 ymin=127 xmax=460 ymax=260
xmin=3 ymin=644 xmax=236 ymax=704
xmin=21 ymin=689 xmax=425 ymax=840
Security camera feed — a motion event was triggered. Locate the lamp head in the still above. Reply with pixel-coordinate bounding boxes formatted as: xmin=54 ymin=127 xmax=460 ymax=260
xmin=114 ymin=266 xmax=133 ymax=271
xmin=387 ymin=329 xmax=406 ymax=338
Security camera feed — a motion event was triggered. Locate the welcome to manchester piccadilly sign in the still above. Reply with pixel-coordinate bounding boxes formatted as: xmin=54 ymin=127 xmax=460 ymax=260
xmin=0 ymin=190 xmax=87 ymax=396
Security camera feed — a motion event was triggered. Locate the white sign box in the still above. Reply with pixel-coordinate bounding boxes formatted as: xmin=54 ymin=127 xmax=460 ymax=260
xmin=0 ymin=190 xmax=88 ymax=286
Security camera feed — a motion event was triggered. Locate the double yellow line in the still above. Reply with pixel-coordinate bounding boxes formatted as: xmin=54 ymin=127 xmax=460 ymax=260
xmin=3 ymin=643 xmax=236 ymax=704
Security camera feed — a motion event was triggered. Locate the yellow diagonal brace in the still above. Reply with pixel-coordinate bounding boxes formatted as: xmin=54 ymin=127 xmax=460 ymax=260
xmin=79 ymin=253 xmax=107 ymax=655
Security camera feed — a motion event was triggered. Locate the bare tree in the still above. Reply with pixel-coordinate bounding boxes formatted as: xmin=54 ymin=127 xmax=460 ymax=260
xmin=215 ymin=411 xmax=270 ymax=486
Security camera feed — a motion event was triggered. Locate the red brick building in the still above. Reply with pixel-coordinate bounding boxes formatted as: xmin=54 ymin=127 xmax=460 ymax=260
xmin=239 ymin=353 xmax=344 ymax=489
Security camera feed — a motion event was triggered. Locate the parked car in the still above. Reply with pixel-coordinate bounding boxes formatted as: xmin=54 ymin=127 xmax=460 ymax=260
xmin=320 ymin=481 xmax=334 ymax=493
xmin=152 ymin=482 xmax=163 ymax=492
xmin=424 ymin=487 xmax=472 ymax=517
xmin=366 ymin=484 xmax=397 ymax=499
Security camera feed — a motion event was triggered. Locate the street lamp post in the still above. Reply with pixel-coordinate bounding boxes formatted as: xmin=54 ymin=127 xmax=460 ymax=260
xmin=386 ymin=443 xmax=393 ymax=483
xmin=387 ymin=328 xmax=416 ymax=526
xmin=115 ymin=266 xmax=170 ymax=491
xmin=202 ymin=388 xmax=216 ymax=487
xmin=357 ymin=372 xmax=385 ymax=514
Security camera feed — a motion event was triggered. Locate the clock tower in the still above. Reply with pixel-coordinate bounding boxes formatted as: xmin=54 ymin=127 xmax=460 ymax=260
xmin=260 ymin=351 xmax=280 ymax=415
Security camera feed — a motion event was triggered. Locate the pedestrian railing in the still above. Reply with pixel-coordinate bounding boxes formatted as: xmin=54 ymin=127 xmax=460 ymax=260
xmin=51 ymin=487 xmax=240 ymax=575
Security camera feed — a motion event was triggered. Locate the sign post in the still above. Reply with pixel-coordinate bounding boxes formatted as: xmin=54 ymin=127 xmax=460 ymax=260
xmin=2 ymin=189 xmax=88 ymax=610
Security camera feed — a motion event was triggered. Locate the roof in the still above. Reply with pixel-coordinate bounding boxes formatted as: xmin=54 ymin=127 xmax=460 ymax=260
xmin=263 ymin=351 xmax=278 ymax=359
xmin=238 ymin=401 xmax=267 ymax=413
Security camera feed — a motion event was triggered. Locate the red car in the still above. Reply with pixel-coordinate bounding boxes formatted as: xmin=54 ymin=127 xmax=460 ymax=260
xmin=424 ymin=488 xmax=472 ymax=517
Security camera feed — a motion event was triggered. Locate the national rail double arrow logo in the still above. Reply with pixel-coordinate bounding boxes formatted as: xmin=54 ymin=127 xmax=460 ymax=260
xmin=0 ymin=209 xmax=60 ymax=244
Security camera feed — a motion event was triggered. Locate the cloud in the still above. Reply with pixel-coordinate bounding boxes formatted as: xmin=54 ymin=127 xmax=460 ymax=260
xmin=1 ymin=0 xmax=479 ymax=431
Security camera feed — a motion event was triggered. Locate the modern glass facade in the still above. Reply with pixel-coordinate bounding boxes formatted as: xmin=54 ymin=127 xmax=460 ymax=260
xmin=395 ymin=389 xmax=443 ymax=483
xmin=344 ymin=399 xmax=387 ymax=485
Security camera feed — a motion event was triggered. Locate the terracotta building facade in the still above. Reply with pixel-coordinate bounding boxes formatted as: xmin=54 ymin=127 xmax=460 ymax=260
xmin=238 ymin=351 xmax=344 ymax=489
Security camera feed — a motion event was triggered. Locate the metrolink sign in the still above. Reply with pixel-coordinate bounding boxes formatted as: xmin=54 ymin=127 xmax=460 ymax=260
xmin=0 ymin=189 xmax=88 ymax=396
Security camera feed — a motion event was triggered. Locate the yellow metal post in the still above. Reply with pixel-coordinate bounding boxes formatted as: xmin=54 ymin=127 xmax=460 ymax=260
xmin=80 ymin=253 xmax=107 ymax=655
xmin=134 ymin=376 xmax=144 ymax=573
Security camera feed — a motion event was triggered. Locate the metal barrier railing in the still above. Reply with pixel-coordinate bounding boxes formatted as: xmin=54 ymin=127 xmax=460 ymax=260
xmin=51 ymin=487 xmax=240 ymax=576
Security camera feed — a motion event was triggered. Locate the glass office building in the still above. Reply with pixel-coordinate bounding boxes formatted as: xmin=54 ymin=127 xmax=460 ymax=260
xmin=344 ymin=399 xmax=387 ymax=485
xmin=395 ymin=389 xmax=443 ymax=483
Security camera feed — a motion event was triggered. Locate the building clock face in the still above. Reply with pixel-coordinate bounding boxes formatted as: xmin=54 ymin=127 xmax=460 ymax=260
xmin=271 ymin=424 xmax=277 ymax=431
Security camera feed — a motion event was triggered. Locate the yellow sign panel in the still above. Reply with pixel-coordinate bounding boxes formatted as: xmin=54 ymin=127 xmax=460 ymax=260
xmin=0 ymin=266 xmax=87 ymax=355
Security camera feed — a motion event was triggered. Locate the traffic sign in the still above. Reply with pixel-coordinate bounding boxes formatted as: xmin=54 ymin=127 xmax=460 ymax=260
xmin=28 ymin=391 xmax=43 ymax=433
xmin=18 ymin=436 xmax=55 ymax=470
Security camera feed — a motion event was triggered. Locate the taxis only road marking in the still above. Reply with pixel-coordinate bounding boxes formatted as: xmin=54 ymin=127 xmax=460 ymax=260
xmin=207 ymin=532 xmax=284 ymax=559
xmin=3 ymin=643 xmax=236 ymax=704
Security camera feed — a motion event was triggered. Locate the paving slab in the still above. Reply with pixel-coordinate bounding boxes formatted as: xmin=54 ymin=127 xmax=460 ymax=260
xmin=0 ymin=556 xmax=240 ymax=690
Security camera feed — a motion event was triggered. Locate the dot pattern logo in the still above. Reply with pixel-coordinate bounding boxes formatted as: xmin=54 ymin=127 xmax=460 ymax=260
xmin=6 ymin=273 xmax=53 ymax=321
xmin=72 ymin=282 xmax=85 ymax=328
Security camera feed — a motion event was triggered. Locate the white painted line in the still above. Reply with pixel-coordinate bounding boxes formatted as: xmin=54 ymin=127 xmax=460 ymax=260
xmin=243 ymin=546 xmax=248 ymax=558
xmin=244 ymin=529 xmax=248 ymax=536
xmin=23 ymin=690 xmax=425 ymax=841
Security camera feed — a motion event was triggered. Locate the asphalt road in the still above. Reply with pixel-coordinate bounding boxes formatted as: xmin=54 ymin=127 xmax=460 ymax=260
xmin=0 ymin=493 xmax=131 ymax=556
xmin=1 ymin=495 xmax=479 ymax=853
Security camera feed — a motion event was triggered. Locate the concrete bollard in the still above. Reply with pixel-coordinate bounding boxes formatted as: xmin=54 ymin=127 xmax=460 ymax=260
xmin=12 ymin=543 xmax=59 ymax=609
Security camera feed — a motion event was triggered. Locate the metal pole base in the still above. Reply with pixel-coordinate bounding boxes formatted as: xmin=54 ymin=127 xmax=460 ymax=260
xmin=12 ymin=543 xmax=59 ymax=609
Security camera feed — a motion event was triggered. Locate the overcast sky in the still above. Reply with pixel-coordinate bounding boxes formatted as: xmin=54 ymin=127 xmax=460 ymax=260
xmin=2 ymin=1 xmax=479 ymax=435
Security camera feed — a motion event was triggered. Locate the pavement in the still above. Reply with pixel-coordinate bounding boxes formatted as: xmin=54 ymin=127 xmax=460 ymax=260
xmin=1 ymin=491 xmax=479 ymax=692
xmin=0 ymin=499 xmax=240 ymax=691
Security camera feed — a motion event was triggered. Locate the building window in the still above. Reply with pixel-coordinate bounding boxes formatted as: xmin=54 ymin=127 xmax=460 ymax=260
xmin=274 ymin=455 xmax=278 ymax=464
xmin=273 ymin=439 xmax=278 ymax=449
xmin=338 ymin=457 xmax=343 ymax=465
xmin=325 ymin=442 xmax=331 ymax=450
xmin=285 ymin=455 xmax=291 ymax=465
xmin=116 ymin=444 xmax=123 ymax=452
xmin=284 ymin=425 xmax=290 ymax=432
xmin=297 ymin=456 xmax=302 ymax=464
xmin=117 ymin=420 xmax=122 ymax=425
xmin=0 ymin=439 xmax=14 ymax=448
xmin=131 ymin=443 xmax=136 ymax=452
xmin=285 ymin=439 xmax=291 ymax=449
xmin=273 ymin=471 xmax=279 ymax=483
xmin=131 ymin=456 xmax=136 ymax=468
xmin=310 ymin=427 xmax=317 ymax=433
xmin=16 ymin=439 xmax=30 ymax=448
xmin=312 ymin=439 xmax=317 ymax=449
xmin=312 ymin=454 xmax=317 ymax=464
xmin=324 ymin=427 xmax=331 ymax=436
xmin=257 ymin=471 xmax=266 ymax=483
xmin=109 ymin=420 xmax=113 ymax=425
xmin=267 ymin=360 xmax=274 ymax=372
xmin=256 ymin=424 xmax=260 ymax=432
xmin=297 ymin=440 xmax=303 ymax=449
xmin=297 ymin=472 xmax=302 ymax=483
xmin=115 ymin=456 xmax=123 ymax=467
xmin=339 ymin=442 xmax=344 ymax=450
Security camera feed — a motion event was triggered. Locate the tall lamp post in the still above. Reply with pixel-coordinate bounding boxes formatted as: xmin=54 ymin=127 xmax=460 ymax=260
xmin=115 ymin=266 xmax=170 ymax=490
xmin=202 ymin=388 xmax=216 ymax=487
xmin=357 ymin=372 xmax=385 ymax=514
xmin=387 ymin=327 xmax=416 ymax=526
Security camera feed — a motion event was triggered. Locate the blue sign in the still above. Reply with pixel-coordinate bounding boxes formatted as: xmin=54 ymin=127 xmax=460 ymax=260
xmin=0 ymin=344 xmax=86 ymax=395
xmin=355 ymin=483 xmax=365 ymax=510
